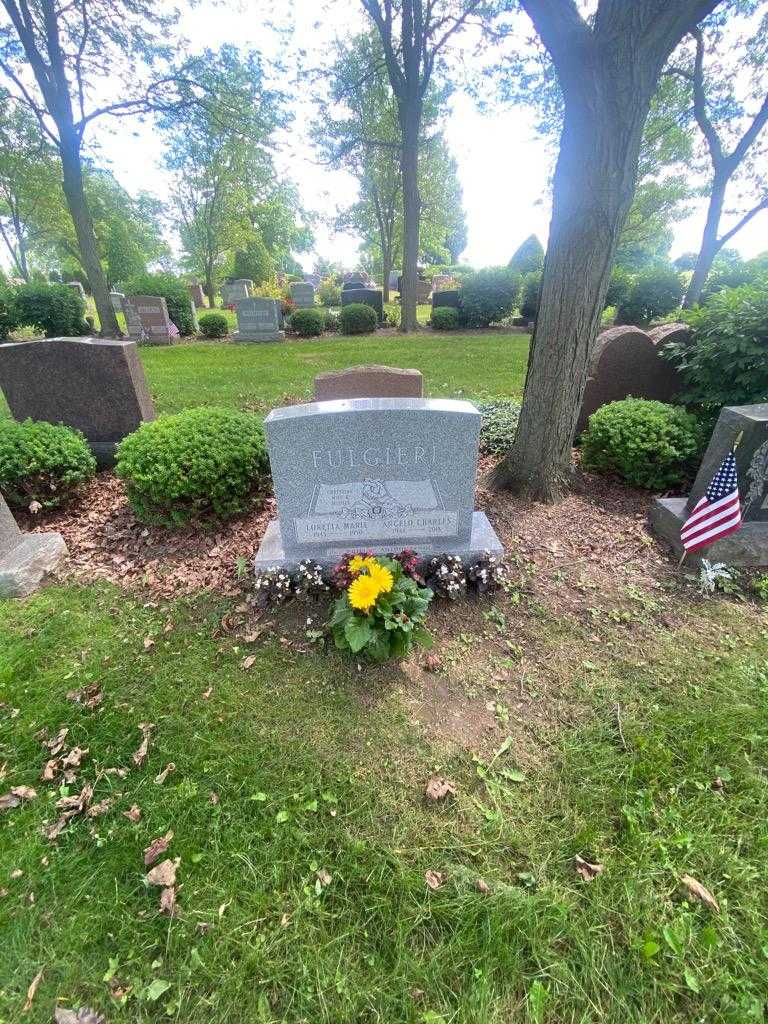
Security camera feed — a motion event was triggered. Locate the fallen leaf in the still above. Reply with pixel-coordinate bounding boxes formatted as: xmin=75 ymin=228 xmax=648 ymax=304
xmin=41 ymin=759 xmax=59 ymax=781
xmin=66 ymin=682 xmax=103 ymax=709
xmin=202 ymin=687 xmax=213 ymax=699
xmin=425 ymin=776 xmax=456 ymax=802
xmin=86 ymin=798 xmax=113 ymax=818
xmin=574 ymin=854 xmax=604 ymax=882
xmin=159 ymin=886 xmax=177 ymax=916
xmin=163 ymin=619 xmax=174 ymax=634
xmin=45 ymin=727 xmax=69 ymax=756
xmin=0 ymin=792 xmax=20 ymax=811
xmin=54 ymin=1008 xmax=105 ymax=1024
xmin=146 ymin=857 xmax=180 ymax=887
xmin=143 ymin=636 xmax=155 ymax=650
xmin=22 ymin=967 xmax=44 ymax=1013
xmin=196 ymin=921 xmax=212 ymax=933
xmin=28 ymin=500 xmax=42 ymax=514
xmin=711 ymin=776 xmax=725 ymax=792
xmin=241 ymin=654 xmax=257 ymax=670
xmin=477 ymin=878 xmax=491 ymax=894
xmin=425 ymin=869 xmax=444 ymax=890
xmin=10 ymin=869 xmax=23 ymax=879
xmin=423 ymin=653 xmax=442 ymax=672
xmin=12 ymin=786 xmax=37 ymax=801
xmin=56 ymin=783 xmax=93 ymax=814
xmin=143 ymin=830 xmax=173 ymax=866
xmin=208 ymin=791 xmax=220 ymax=805
xmin=218 ymin=899 xmax=231 ymax=918
xmin=681 ymin=874 xmax=720 ymax=912
xmin=123 ymin=804 xmax=141 ymax=823
xmin=316 ymin=868 xmax=332 ymax=887
xmin=132 ymin=722 xmax=154 ymax=767
xmin=280 ymin=912 xmax=291 ymax=927
xmin=154 ymin=762 xmax=176 ymax=785
xmin=61 ymin=746 xmax=88 ymax=768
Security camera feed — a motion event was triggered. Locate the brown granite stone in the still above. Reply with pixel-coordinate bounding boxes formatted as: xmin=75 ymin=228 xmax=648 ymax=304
xmin=0 ymin=490 xmax=67 ymax=597
xmin=123 ymin=294 xmax=175 ymax=344
xmin=648 ymin=322 xmax=692 ymax=349
xmin=188 ymin=283 xmax=206 ymax=309
xmin=576 ymin=326 xmax=683 ymax=434
xmin=314 ymin=364 xmax=423 ymax=401
xmin=0 ymin=336 xmax=155 ymax=466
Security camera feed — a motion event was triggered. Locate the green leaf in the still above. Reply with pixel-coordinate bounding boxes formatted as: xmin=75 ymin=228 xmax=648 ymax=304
xmin=344 ymin=616 xmax=373 ymax=653
xmin=145 ymin=979 xmax=172 ymax=1002
xmin=275 ymin=809 xmax=289 ymax=823
xmin=527 ymin=979 xmax=548 ymax=1024
xmin=684 ymin=968 xmax=700 ymax=993
xmin=641 ymin=939 xmax=661 ymax=959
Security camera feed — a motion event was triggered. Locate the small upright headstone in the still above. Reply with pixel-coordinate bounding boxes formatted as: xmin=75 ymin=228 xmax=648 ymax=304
xmin=305 ymin=273 xmax=321 ymax=288
xmin=576 ymin=326 xmax=683 ymax=434
xmin=341 ymin=287 xmax=384 ymax=322
xmin=290 ymin=281 xmax=315 ymax=309
xmin=110 ymin=292 xmax=125 ymax=313
xmin=649 ymin=403 xmax=768 ymax=564
xmin=648 ymin=323 xmax=692 ymax=349
xmin=432 ymin=289 xmax=461 ymax=310
xmin=314 ymin=365 xmax=423 ymax=401
xmin=123 ymin=295 xmax=176 ymax=345
xmin=0 ymin=337 xmax=156 ymax=466
xmin=67 ymin=281 xmax=86 ymax=301
xmin=233 ymin=298 xmax=285 ymax=343
xmin=221 ymin=281 xmax=250 ymax=306
xmin=233 ymin=278 xmax=254 ymax=294
xmin=0 ymin=490 xmax=68 ymax=598
xmin=188 ymin=283 xmax=206 ymax=309
xmin=254 ymin=397 xmax=503 ymax=570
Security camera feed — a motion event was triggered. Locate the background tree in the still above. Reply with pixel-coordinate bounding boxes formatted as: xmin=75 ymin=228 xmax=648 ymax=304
xmin=250 ymin=184 xmax=314 ymax=275
xmin=0 ymin=0 xmax=186 ymax=334
xmin=488 ymin=0 xmax=720 ymax=501
xmin=508 ymin=234 xmax=544 ymax=275
xmin=665 ymin=3 xmax=768 ymax=306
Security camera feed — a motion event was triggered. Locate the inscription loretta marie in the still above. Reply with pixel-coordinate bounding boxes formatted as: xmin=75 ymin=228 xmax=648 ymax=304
xmin=254 ymin=397 xmax=504 ymax=570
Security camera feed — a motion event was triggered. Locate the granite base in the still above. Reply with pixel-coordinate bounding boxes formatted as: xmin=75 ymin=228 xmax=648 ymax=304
xmin=649 ymin=497 xmax=768 ymax=565
xmin=233 ymin=331 xmax=285 ymax=343
xmin=254 ymin=511 xmax=503 ymax=571
xmin=0 ymin=532 xmax=68 ymax=598
xmin=89 ymin=440 xmax=120 ymax=469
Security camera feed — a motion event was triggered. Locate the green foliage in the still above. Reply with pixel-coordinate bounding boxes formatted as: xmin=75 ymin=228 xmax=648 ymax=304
xmin=116 ymin=407 xmax=270 ymax=527
xmin=0 ymin=283 xmax=18 ymax=339
xmin=478 ymin=400 xmax=522 ymax=456
xmin=0 ymin=418 xmax=96 ymax=509
xmin=339 ymin=302 xmax=377 ymax=335
xmin=700 ymin=258 xmax=767 ymax=303
xmin=431 ymin=306 xmax=459 ymax=330
xmin=317 ymin=277 xmax=342 ymax=307
xmin=751 ymin=575 xmax=768 ymax=602
xmin=520 ymin=271 xmax=541 ymax=321
xmin=124 ymin=272 xmax=196 ymax=335
xmin=232 ymin=233 xmax=274 ymax=286
xmin=290 ymin=308 xmax=325 ymax=337
xmin=12 ymin=283 xmax=88 ymax=337
xmin=605 ymin=265 xmax=632 ymax=310
xmin=508 ymin=234 xmax=544 ymax=275
xmin=322 ymin=311 xmax=340 ymax=333
xmin=460 ymin=267 xmax=521 ymax=328
xmin=330 ymin=556 xmax=433 ymax=661
xmin=581 ymin=398 xmax=702 ymax=491
xmin=616 ymin=265 xmax=684 ymax=326
xmin=668 ymin=283 xmax=768 ymax=410
xmin=197 ymin=312 xmax=230 ymax=339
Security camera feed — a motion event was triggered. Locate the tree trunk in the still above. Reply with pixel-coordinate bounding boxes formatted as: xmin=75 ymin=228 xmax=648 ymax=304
xmin=683 ymin=172 xmax=727 ymax=308
xmin=204 ymin=270 xmax=215 ymax=308
xmin=399 ymin=99 xmax=421 ymax=332
xmin=488 ymin=84 xmax=652 ymax=500
xmin=59 ymin=132 xmax=121 ymax=336
xmin=382 ymin=249 xmax=392 ymax=303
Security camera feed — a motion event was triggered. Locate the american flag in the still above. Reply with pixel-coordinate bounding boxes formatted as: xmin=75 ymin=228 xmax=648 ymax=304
xmin=169 ymin=319 xmax=180 ymax=337
xmin=680 ymin=450 xmax=742 ymax=553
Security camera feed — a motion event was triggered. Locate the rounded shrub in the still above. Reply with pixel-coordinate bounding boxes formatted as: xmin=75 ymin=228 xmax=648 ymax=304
xmin=12 ymin=283 xmax=88 ymax=337
xmin=580 ymin=398 xmax=702 ymax=491
xmin=459 ymin=267 xmax=521 ymax=327
xmin=116 ymin=407 xmax=270 ymax=527
xmin=198 ymin=312 xmax=229 ymax=339
xmin=339 ymin=302 xmax=377 ymax=335
xmin=616 ymin=266 xmax=684 ymax=326
xmin=324 ymin=311 xmax=340 ymax=333
xmin=290 ymin=308 xmax=325 ymax=337
xmin=431 ymin=306 xmax=459 ymax=330
xmin=520 ymin=272 xmax=542 ymax=321
xmin=123 ymin=272 xmax=196 ymax=335
xmin=478 ymin=400 xmax=521 ymax=456
xmin=0 ymin=418 xmax=96 ymax=510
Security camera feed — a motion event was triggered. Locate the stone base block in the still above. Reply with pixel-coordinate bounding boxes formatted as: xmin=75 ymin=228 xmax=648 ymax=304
xmin=254 ymin=511 xmax=503 ymax=571
xmin=649 ymin=497 xmax=768 ymax=565
xmin=0 ymin=532 xmax=68 ymax=598
xmin=88 ymin=440 xmax=120 ymax=469
xmin=233 ymin=331 xmax=285 ymax=343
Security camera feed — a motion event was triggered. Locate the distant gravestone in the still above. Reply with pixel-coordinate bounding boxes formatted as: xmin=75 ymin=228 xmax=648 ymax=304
xmin=290 ymin=281 xmax=315 ymax=309
xmin=648 ymin=322 xmax=692 ymax=349
xmin=123 ymin=295 xmax=176 ymax=345
xmin=649 ymin=404 xmax=768 ymax=564
xmin=233 ymin=278 xmax=253 ymax=293
xmin=431 ymin=275 xmax=456 ymax=292
xmin=314 ymin=365 xmax=423 ymax=401
xmin=221 ymin=281 xmax=250 ymax=306
xmin=432 ymin=289 xmax=461 ymax=310
xmin=234 ymin=297 xmax=285 ymax=342
xmin=188 ymin=283 xmax=206 ymax=309
xmin=343 ymin=272 xmax=367 ymax=285
xmin=110 ymin=292 xmax=125 ymax=313
xmin=342 ymin=280 xmax=365 ymax=292
xmin=576 ymin=326 xmax=683 ymax=434
xmin=0 ymin=337 xmax=156 ymax=466
xmin=388 ymin=271 xmax=400 ymax=292
xmin=305 ymin=273 xmax=321 ymax=287
xmin=254 ymin=397 xmax=503 ymax=570
xmin=341 ymin=287 xmax=384 ymax=322
xmin=67 ymin=281 xmax=86 ymax=301
xmin=0 ymin=490 xmax=68 ymax=598
xmin=397 ymin=276 xmax=431 ymax=303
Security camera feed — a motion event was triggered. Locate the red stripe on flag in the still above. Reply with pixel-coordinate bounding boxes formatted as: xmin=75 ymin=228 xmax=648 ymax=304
xmin=681 ymin=495 xmax=741 ymax=545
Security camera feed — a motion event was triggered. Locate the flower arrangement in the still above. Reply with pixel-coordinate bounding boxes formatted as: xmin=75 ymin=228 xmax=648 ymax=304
xmin=329 ymin=554 xmax=434 ymax=661
xmin=424 ymin=554 xmax=466 ymax=600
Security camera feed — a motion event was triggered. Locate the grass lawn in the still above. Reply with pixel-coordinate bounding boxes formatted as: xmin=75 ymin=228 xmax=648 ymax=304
xmin=2 ymin=337 xmax=768 ymax=1023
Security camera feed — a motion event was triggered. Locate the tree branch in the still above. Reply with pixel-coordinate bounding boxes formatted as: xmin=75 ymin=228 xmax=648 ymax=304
xmin=718 ymin=195 xmax=768 ymax=247
xmin=690 ymin=26 xmax=724 ymax=167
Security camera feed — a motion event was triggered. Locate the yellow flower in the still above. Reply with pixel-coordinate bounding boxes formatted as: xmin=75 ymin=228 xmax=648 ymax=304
xmin=366 ymin=562 xmax=393 ymax=594
xmin=348 ymin=554 xmax=369 ymax=575
xmin=348 ymin=573 xmax=381 ymax=611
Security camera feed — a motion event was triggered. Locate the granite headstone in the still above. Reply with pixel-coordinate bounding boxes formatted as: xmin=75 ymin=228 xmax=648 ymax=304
xmin=254 ymin=397 xmax=503 ymax=570
xmin=221 ymin=281 xmax=250 ymax=306
xmin=0 ymin=490 xmax=68 ymax=598
xmin=290 ymin=281 xmax=315 ymax=309
xmin=0 ymin=336 xmax=156 ymax=466
xmin=188 ymin=283 xmax=206 ymax=309
xmin=431 ymin=289 xmax=461 ymax=310
xmin=110 ymin=292 xmax=125 ymax=314
xmin=649 ymin=404 xmax=768 ymax=564
xmin=314 ymin=365 xmax=423 ymax=401
xmin=233 ymin=297 xmax=285 ymax=342
xmin=123 ymin=295 xmax=176 ymax=345
xmin=576 ymin=326 xmax=683 ymax=434
xmin=67 ymin=281 xmax=86 ymax=300
xmin=648 ymin=322 xmax=692 ymax=350
xmin=341 ymin=287 xmax=384 ymax=322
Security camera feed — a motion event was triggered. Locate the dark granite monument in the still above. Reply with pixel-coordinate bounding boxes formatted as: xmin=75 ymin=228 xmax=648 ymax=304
xmin=0 ymin=337 xmax=156 ymax=466
xmin=123 ymin=295 xmax=176 ymax=345
xmin=314 ymin=365 xmax=423 ymax=401
xmin=576 ymin=326 xmax=683 ymax=434
xmin=233 ymin=298 xmax=285 ymax=342
xmin=649 ymin=403 xmax=768 ymax=564
xmin=341 ymin=287 xmax=384 ymax=322
xmin=290 ymin=282 xmax=315 ymax=309
xmin=431 ymin=289 xmax=461 ymax=310
xmin=0 ymin=490 xmax=67 ymax=598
